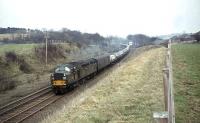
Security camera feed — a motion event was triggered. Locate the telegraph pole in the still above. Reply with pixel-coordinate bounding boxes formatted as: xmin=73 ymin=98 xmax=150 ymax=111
xmin=45 ymin=31 xmax=48 ymax=65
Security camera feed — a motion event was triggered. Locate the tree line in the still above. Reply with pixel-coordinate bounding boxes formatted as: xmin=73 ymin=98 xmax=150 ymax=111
xmin=127 ymin=34 xmax=160 ymax=47
xmin=0 ymin=27 xmax=105 ymax=46
xmin=0 ymin=27 xmax=27 ymax=34
xmin=171 ymin=31 xmax=200 ymax=43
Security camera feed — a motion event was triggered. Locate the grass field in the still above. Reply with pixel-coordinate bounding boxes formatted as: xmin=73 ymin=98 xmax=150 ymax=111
xmin=41 ymin=46 xmax=166 ymax=123
xmin=172 ymin=44 xmax=200 ymax=123
xmin=0 ymin=44 xmax=37 ymax=55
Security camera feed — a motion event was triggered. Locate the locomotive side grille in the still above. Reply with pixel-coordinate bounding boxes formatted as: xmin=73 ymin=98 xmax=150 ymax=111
xmin=54 ymin=73 xmax=64 ymax=80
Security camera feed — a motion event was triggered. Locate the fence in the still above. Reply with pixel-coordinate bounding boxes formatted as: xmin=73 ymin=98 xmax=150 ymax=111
xmin=154 ymin=40 xmax=175 ymax=123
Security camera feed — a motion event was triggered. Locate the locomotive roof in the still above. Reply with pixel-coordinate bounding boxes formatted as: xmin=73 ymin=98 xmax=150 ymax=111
xmin=55 ymin=58 xmax=98 ymax=72
xmin=65 ymin=58 xmax=96 ymax=67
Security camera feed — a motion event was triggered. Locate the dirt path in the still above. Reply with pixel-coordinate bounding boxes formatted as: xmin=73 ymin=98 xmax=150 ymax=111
xmin=36 ymin=46 xmax=166 ymax=123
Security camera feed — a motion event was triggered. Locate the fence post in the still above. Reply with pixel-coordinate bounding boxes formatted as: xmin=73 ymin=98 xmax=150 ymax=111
xmin=168 ymin=40 xmax=175 ymax=123
xmin=153 ymin=112 xmax=168 ymax=123
xmin=154 ymin=40 xmax=175 ymax=123
xmin=163 ymin=68 xmax=169 ymax=111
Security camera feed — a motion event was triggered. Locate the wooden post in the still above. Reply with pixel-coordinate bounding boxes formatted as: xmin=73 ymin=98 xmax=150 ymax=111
xmin=153 ymin=112 xmax=168 ymax=123
xmin=45 ymin=31 xmax=48 ymax=65
xmin=168 ymin=40 xmax=175 ymax=123
xmin=153 ymin=40 xmax=175 ymax=123
xmin=163 ymin=68 xmax=169 ymax=111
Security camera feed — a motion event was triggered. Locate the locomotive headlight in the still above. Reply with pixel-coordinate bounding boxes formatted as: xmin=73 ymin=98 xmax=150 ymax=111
xmin=51 ymin=74 xmax=54 ymax=80
xmin=63 ymin=76 xmax=67 ymax=80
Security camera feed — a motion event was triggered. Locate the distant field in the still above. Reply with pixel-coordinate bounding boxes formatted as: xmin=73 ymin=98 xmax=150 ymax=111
xmin=0 ymin=44 xmax=38 ymax=55
xmin=0 ymin=34 xmax=13 ymax=40
xmin=172 ymin=44 xmax=200 ymax=123
xmin=0 ymin=33 xmax=27 ymax=41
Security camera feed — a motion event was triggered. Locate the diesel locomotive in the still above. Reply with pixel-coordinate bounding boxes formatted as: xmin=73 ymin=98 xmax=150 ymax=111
xmin=50 ymin=44 xmax=131 ymax=94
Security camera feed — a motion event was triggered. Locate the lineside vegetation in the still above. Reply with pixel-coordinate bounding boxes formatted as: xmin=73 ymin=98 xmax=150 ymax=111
xmin=42 ymin=46 xmax=166 ymax=123
xmin=0 ymin=43 xmax=78 ymax=92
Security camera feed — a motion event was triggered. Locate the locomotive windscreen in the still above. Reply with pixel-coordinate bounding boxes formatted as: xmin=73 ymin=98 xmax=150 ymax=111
xmin=55 ymin=66 xmax=71 ymax=74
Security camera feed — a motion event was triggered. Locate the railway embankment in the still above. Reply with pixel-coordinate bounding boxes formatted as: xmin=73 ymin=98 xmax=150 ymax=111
xmin=0 ymin=43 xmax=111 ymax=106
xmin=0 ymin=43 xmax=77 ymax=106
xmin=41 ymin=46 xmax=166 ymax=123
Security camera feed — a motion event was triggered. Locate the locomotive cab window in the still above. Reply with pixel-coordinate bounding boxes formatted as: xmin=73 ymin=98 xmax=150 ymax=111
xmin=55 ymin=66 xmax=71 ymax=74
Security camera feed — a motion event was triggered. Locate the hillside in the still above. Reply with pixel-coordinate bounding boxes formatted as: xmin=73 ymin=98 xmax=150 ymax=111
xmin=0 ymin=43 xmax=78 ymax=105
xmin=0 ymin=42 xmax=121 ymax=106
xmin=41 ymin=46 xmax=166 ymax=123
xmin=172 ymin=44 xmax=200 ymax=123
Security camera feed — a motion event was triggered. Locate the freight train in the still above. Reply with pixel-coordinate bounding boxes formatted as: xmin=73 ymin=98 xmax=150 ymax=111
xmin=50 ymin=43 xmax=131 ymax=94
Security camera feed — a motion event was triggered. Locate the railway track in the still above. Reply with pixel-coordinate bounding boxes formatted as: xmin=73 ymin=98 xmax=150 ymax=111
xmin=0 ymin=86 xmax=63 ymax=123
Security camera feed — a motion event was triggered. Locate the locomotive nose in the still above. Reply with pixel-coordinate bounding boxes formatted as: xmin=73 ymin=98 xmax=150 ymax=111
xmin=52 ymin=80 xmax=66 ymax=86
xmin=51 ymin=73 xmax=68 ymax=86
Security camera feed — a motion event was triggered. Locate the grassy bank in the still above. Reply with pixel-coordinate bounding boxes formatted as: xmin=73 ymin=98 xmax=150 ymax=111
xmin=172 ymin=44 xmax=200 ymax=123
xmin=42 ymin=46 xmax=166 ymax=123
xmin=0 ymin=44 xmax=37 ymax=55
xmin=0 ymin=43 xmax=78 ymax=92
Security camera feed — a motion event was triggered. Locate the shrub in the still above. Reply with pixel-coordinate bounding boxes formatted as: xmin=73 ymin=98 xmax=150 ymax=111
xmin=0 ymin=52 xmax=32 ymax=91
xmin=34 ymin=43 xmax=66 ymax=63
xmin=18 ymin=59 xmax=33 ymax=73
xmin=0 ymin=77 xmax=17 ymax=92
xmin=5 ymin=51 xmax=18 ymax=63
xmin=0 ymin=59 xmax=17 ymax=91
xmin=4 ymin=51 xmax=33 ymax=73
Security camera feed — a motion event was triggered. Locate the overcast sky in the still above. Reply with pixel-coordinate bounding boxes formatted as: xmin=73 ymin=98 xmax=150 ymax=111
xmin=0 ymin=0 xmax=200 ymax=37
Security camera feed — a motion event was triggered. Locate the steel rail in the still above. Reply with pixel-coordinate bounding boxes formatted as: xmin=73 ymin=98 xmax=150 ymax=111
xmin=1 ymin=93 xmax=56 ymax=123
xmin=0 ymin=86 xmax=52 ymax=116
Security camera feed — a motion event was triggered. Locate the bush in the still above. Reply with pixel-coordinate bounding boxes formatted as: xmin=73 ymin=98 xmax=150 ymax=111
xmin=19 ymin=59 xmax=33 ymax=73
xmin=34 ymin=43 xmax=66 ymax=63
xmin=0 ymin=52 xmax=33 ymax=91
xmin=0 ymin=77 xmax=17 ymax=92
xmin=5 ymin=51 xmax=18 ymax=63
xmin=4 ymin=51 xmax=33 ymax=73
xmin=0 ymin=58 xmax=17 ymax=91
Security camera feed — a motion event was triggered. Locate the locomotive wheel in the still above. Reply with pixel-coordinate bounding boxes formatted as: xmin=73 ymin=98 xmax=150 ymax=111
xmin=80 ymin=78 xmax=86 ymax=84
xmin=53 ymin=88 xmax=59 ymax=95
xmin=60 ymin=89 xmax=65 ymax=94
xmin=53 ymin=88 xmax=65 ymax=95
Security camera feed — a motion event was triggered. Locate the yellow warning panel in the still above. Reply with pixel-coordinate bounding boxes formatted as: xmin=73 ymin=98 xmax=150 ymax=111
xmin=53 ymin=80 xmax=66 ymax=86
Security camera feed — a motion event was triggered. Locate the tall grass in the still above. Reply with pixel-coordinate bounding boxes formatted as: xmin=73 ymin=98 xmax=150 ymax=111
xmin=172 ymin=44 xmax=200 ymax=123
